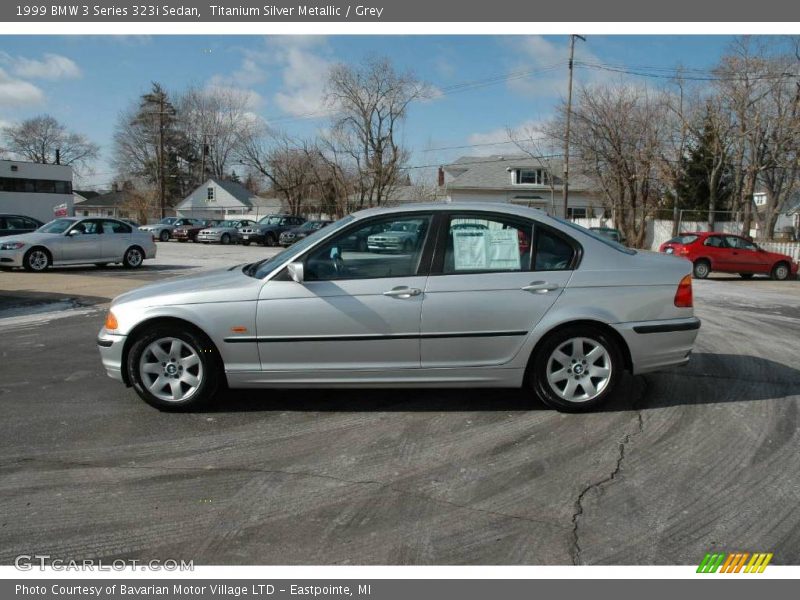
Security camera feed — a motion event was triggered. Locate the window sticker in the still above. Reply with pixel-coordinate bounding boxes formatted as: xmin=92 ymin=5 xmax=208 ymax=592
xmin=452 ymin=227 xmax=521 ymax=271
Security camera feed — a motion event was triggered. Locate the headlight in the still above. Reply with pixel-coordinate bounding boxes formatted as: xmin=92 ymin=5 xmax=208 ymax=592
xmin=0 ymin=241 xmax=25 ymax=250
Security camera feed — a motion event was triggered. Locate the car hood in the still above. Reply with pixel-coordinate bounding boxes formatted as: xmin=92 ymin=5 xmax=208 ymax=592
xmin=1 ymin=231 xmax=62 ymax=245
xmin=200 ymin=227 xmax=234 ymax=233
xmin=371 ymin=231 xmax=410 ymax=238
xmin=112 ymin=266 xmax=262 ymax=308
xmin=140 ymin=224 xmax=172 ymax=230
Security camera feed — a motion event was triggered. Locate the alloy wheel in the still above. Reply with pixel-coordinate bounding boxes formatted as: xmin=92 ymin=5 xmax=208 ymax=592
xmin=138 ymin=337 xmax=204 ymax=403
xmin=545 ymin=337 xmax=612 ymax=403
xmin=27 ymin=249 xmax=49 ymax=271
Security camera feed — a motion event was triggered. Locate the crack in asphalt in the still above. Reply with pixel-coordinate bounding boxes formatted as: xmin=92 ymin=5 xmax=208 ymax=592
xmin=570 ymin=382 xmax=646 ymax=566
xmin=4 ymin=456 xmax=561 ymax=533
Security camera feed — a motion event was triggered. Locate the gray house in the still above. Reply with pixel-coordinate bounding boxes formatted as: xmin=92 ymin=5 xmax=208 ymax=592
xmin=440 ymin=155 xmax=604 ymax=219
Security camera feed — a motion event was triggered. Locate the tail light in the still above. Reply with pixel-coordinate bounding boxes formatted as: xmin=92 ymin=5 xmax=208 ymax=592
xmin=674 ymin=274 xmax=693 ymax=308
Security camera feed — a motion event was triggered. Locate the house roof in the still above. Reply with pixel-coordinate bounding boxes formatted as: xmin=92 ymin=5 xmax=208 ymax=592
xmin=73 ymin=189 xmax=134 ymax=208
xmin=443 ymin=154 xmax=594 ymax=192
xmin=213 ymin=178 xmax=259 ymax=207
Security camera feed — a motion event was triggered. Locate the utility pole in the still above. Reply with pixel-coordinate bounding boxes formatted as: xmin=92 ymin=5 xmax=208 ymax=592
xmin=158 ymin=93 xmax=166 ymax=219
xmin=562 ymin=34 xmax=585 ymax=219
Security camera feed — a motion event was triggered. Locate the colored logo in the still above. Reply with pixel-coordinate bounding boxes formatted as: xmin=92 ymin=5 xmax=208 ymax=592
xmin=697 ymin=552 xmax=773 ymax=573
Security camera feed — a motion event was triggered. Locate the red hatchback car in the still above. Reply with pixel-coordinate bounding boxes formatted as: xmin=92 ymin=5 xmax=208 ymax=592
xmin=659 ymin=232 xmax=798 ymax=280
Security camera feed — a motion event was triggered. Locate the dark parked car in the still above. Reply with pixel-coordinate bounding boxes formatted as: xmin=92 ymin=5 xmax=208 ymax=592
xmin=239 ymin=214 xmax=306 ymax=246
xmin=173 ymin=219 xmax=221 ymax=242
xmin=279 ymin=220 xmax=332 ymax=246
xmin=0 ymin=214 xmax=43 ymax=237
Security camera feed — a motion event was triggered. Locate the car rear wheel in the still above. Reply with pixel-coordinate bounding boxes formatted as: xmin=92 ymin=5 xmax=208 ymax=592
xmin=123 ymin=246 xmax=144 ymax=268
xmin=530 ymin=326 xmax=623 ymax=412
xmin=159 ymin=229 xmax=170 ymax=242
xmin=23 ymin=247 xmax=51 ymax=272
xmin=127 ymin=326 xmax=222 ymax=411
xmin=739 ymin=273 xmax=754 ymax=279
xmin=771 ymin=262 xmax=790 ymax=281
xmin=220 ymin=233 xmax=231 ymax=245
xmin=693 ymin=259 xmax=711 ymax=279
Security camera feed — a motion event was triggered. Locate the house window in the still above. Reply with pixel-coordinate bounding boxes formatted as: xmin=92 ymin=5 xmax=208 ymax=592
xmin=515 ymin=169 xmax=546 ymax=185
xmin=567 ymin=207 xmax=587 ymax=219
xmin=207 ymin=187 xmax=215 ymax=202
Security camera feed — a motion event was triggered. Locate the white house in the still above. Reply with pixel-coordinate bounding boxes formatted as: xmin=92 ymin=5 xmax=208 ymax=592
xmin=0 ymin=159 xmax=74 ymax=222
xmin=440 ymin=155 xmax=604 ymax=219
xmin=754 ymin=190 xmax=800 ymax=240
xmin=176 ymin=178 xmax=283 ymax=220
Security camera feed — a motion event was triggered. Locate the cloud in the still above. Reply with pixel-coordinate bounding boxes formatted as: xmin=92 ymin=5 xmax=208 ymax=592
xmin=463 ymin=120 xmax=554 ymax=156
xmin=0 ymin=68 xmax=44 ymax=108
xmin=269 ymin=37 xmax=333 ymax=117
xmin=0 ymin=52 xmax=82 ymax=80
xmin=504 ymin=36 xmax=602 ymax=98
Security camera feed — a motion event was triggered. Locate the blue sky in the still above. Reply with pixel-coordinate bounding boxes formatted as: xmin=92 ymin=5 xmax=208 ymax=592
xmin=0 ymin=35 xmax=741 ymax=188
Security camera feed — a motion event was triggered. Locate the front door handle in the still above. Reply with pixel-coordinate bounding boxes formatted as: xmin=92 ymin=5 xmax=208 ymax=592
xmin=521 ymin=281 xmax=560 ymax=293
xmin=383 ymin=286 xmax=422 ymax=298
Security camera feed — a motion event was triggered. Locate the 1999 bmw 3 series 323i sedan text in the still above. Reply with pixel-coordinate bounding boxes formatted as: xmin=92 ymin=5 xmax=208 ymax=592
xmin=97 ymin=203 xmax=700 ymax=412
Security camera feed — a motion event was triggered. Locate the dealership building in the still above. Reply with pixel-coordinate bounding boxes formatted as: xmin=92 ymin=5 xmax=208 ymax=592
xmin=0 ymin=159 xmax=74 ymax=223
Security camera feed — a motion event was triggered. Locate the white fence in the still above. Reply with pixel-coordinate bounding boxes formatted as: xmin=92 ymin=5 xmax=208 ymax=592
xmin=760 ymin=241 xmax=800 ymax=262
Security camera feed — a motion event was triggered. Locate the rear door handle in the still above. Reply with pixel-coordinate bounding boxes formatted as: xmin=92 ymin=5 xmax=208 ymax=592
xmin=521 ymin=281 xmax=560 ymax=293
xmin=383 ymin=286 xmax=422 ymax=298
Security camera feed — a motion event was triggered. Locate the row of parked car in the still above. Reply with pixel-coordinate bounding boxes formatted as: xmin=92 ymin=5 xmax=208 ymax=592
xmin=138 ymin=215 xmax=333 ymax=247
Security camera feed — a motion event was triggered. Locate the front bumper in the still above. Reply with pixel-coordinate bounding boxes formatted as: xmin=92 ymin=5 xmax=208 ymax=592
xmin=197 ymin=232 xmax=232 ymax=243
xmin=97 ymin=328 xmax=127 ymax=383
xmin=612 ymin=316 xmax=701 ymax=375
xmin=239 ymin=232 xmax=264 ymax=244
xmin=368 ymin=240 xmax=403 ymax=252
xmin=0 ymin=248 xmax=25 ymax=267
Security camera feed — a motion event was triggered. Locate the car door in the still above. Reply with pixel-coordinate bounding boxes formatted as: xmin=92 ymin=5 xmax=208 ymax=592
xmin=62 ymin=219 xmax=104 ymax=262
xmin=420 ymin=213 xmax=576 ymax=368
xmin=102 ymin=220 xmax=132 ymax=260
xmin=725 ymin=235 xmax=766 ymax=273
xmin=255 ymin=213 xmax=435 ymax=371
xmin=701 ymin=235 xmax=731 ymax=271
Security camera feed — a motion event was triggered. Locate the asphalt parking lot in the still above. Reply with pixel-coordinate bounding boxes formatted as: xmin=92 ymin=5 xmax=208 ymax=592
xmin=1 ymin=241 xmax=799 ymax=565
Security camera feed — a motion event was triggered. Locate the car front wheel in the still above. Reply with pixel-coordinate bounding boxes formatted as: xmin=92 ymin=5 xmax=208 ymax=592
xmin=127 ymin=326 xmax=222 ymax=411
xmin=771 ymin=262 xmax=791 ymax=281
xmin=530 ymin=326 xmax=623 ymax=412
xmin=23 ymin=247 xmax=51 ymax=272
xmin=159 ymin=230 xmax=170 ymax=242
xmin=220 ymin=233 xmax=231 ymax=245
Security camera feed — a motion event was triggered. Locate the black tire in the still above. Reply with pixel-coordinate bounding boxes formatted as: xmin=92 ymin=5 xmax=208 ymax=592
xmin=159 ymin=229 xmax=170 ymax=242
xmin=241 ymin=241 xmax=250 ymax=246
xmin=693 ymin=259 xmax=711 ymax=279
xmin=403 ymin=239 xmax=413 ymax=253
xmin=127 ymin=324 xmax=222 ymax=411
xmin=22 ymin=247 xmax=51 ymax=272
xmin=357 ymin=238 xmax=368 ymax=252
xmin=529 ymin=325 xmax=624 ymax=413
xmin=220 ymin=233 xmax=231 ymax=245
xmin=771 ymin=262 xmax=791 ymax=281
xmin=264 ymin=233 xmax=277 ymax=247
xmin=123 ymin=246 xmax=145 ymax=269
xmin=739 ymin=273 xmax=754 ymax=279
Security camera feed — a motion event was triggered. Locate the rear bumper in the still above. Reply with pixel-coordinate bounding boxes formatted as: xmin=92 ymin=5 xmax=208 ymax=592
xmin=97 ymin=328 xmax=127 ymax=383
xmin=612 ymin=317 xmax=701 ymax=375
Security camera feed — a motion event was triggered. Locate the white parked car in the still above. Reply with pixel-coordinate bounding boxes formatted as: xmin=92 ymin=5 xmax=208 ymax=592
xmin=0 ymin=217 xmax=157 ymax=271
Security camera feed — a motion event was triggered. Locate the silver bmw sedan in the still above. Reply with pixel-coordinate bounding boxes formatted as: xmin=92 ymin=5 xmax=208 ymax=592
xmin=97 ymin=203 xmax=700 ymax=412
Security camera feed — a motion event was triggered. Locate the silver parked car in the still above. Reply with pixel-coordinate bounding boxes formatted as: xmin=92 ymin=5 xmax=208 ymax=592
xmin=97 ymin=203 xmax=699 ymax=412
xmin=0 ymin=217 xmax=156 ymax=272
xmin=196 ymin=219 xmax=257 ymax=245
xmin=139 ymin=217 xmax=180 ymax=242
xmin=367 ymin=219 xmax=427 ymax=253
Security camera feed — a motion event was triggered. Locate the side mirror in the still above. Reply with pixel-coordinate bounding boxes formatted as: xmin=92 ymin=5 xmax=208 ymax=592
xmin=287 ymin=261 xmax=304 ymax=284
xmin=68 ymin=229 xmax=82 ymax=236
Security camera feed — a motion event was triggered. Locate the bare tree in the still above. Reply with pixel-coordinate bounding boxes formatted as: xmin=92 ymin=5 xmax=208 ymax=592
xmin=237 ymin=125 xmax=317 ymax=216
xmin=1 ymin=114 xmax=99 ymax=174
xmin=559 ymin=83 xmax=669 ymax=247
xmin=179 ymin=86 xmax=257 ymax=185
xmin=508 ymin=124 xmax=560 ymax=213
xmin=326 ymin=57 xmax=429 ymax=208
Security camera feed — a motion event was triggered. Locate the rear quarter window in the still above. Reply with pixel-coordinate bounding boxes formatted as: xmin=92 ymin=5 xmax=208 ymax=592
xmin=667 ymin=235 xmax=698 ymax=245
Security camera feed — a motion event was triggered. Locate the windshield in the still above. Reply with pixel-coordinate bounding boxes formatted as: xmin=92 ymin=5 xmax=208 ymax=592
xmin=38 ymin=218 xmax=75 ymax=234
xmin=555 ymin=218 xmax=637 ymax=255
xmin=298 ymin=221 xmax=318 ymax=231
xmin=160 ymin=217 xmax=176 ymax=225
xmin=259 ymin=216 xmax=284 ymax=225
xmin=216 ymin=221 xmax=239 ymax=228
xmin=246 ymin=215 xmax=355 ymax=279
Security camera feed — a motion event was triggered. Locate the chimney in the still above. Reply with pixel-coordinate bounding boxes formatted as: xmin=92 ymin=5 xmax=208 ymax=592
xmin=437 ymin=166 xmax=445 ymax=187
xmin=55 ymin=149 xmax=61 ymax=165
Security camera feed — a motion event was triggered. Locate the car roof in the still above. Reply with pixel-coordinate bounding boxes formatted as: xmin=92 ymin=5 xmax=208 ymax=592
xmin=351 ymin=202 xmax=554 ymax=222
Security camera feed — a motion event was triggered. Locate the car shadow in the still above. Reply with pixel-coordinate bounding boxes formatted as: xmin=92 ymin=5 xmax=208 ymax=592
xmin=198 ymin=352 xmax=800 ymax=414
